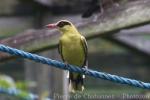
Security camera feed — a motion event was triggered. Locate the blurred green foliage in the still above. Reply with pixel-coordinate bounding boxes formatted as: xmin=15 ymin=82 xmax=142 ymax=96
xmin=16 ymin=81 xmax=28 ymax=91
xmin=0 ymin=75 xmax=15 ymax=88
xmin=0 ymin=75 xmax=31 ymax=99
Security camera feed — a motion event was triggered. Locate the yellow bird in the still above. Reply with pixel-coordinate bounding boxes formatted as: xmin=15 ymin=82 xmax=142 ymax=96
xmin=46 ymin=20 xmax=88 ymax=93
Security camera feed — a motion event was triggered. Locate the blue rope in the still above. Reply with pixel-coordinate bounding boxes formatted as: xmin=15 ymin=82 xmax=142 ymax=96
xmin=0 ymin=44 xmax=150 ymax=90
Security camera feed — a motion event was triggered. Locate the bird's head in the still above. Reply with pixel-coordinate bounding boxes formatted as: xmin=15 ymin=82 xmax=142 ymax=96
xmin=46 ymin=20 xmax=78 ymax=33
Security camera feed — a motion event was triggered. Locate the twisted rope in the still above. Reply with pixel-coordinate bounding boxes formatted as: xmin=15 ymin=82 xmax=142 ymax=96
xmin=0 ymin=44 xmax=150 ymax=90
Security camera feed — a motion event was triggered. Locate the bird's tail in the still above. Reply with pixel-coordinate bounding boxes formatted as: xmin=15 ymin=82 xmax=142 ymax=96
xmin=68 ymin=72 xmax=85 ymax=93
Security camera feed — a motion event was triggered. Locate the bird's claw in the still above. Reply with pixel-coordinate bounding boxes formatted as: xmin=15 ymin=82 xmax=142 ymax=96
xmin=64 ymin=63 xmax=70 ymax=78
xmin=82 ymin=66 xmax=88 ymax=75
xmin=64 ymin=62 xmax=69 ymax=69
xmin=82 ymin=66 xmax=88 ymax=79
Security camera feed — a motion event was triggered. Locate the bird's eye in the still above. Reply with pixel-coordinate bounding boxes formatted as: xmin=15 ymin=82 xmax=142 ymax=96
xmin=57 ymin=21 xmax=71 ymax=27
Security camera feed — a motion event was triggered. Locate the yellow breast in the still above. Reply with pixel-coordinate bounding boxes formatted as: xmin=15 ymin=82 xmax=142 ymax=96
xmin=60 ymin=34 xmax=85 ymax=67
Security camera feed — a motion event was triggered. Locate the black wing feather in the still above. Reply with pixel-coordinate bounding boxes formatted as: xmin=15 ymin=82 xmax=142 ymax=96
xmin=80 ymin=36 xmax=88 ymax=67
xmin=58 ymin=40 xmax=65 ymax=62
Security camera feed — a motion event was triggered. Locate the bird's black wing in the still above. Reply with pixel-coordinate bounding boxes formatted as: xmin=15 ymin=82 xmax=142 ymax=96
xmin=58 ymin=40 xmax=65 ymax=62
xmin=80 ymin=36 xmax=88 ymax=67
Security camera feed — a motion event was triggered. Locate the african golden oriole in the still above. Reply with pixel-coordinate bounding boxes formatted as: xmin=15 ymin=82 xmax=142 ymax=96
xmin=46 ymin=20 xmax=88 ymax=93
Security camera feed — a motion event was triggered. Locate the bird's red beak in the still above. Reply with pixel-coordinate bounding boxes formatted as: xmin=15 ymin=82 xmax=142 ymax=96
xmin=45 ymin=23 xmax=57 ymax=29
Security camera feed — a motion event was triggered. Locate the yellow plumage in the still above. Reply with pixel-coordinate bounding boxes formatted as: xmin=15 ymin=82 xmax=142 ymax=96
xmin=46 ymin=20 xmax=88 ymax=93
xmin=60 ymin=34 xmax=85 ymax=66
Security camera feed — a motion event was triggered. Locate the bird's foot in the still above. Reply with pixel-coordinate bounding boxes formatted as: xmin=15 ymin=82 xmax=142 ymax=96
xmin=82 ymin=66 xmax=88 ymax=78
xmin=64 ymin=62 xmax=70 ymax=78
xmin=64 ymin=62 xmax=69 ymax=69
